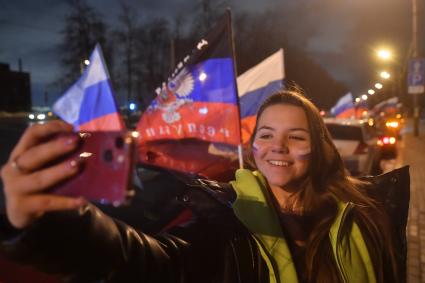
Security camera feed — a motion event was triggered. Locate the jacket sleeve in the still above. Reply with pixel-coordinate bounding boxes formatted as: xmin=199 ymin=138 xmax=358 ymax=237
xmin=0 ymin=172 xmax=238 ymax=282
xmin=0 ymin=204 xmax=185 ymax=282
xmin=361 ymin=165 xmax=410 ymax=283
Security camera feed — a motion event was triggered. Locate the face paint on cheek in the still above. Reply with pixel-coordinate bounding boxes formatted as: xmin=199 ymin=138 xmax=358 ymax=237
xmin=292 ymin=147 xmax=311 ymax=161
xmin=252 ymin=141 xmax=259 ymax=153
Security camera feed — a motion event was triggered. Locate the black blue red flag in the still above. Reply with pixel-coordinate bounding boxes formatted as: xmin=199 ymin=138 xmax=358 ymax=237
xmin=136 ymin=11 xmax=241 ymax=179
xmin=137 ymin=11 xmax=240 ymax=146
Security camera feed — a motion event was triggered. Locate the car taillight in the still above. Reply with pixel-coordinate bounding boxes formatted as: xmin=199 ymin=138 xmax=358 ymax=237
xmin=354 ymin=142 xmax=368 ymax=154
xmin=377 ymin=136 xmax=397 ymax=146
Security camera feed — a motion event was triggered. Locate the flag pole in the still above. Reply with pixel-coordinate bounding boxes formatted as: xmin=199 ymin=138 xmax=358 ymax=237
xmin=226 ymin=8 xmax=244 ymax=169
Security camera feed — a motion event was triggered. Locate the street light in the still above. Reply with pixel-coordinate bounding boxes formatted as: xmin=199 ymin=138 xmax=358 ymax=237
xmin=355 ymin=97 xmax=361 ymax=103
xmin=361 ymin=94 xmax=368 ymax=101
xmin=375 ymin=83 xmax=383 ymax=89
xmin=368 ymin=89 xmax=375 ymax=95
xmin=377 ymin=49 xmax=392 ymax=61
xmin=380 ymin=71 xmax=391 ymax=80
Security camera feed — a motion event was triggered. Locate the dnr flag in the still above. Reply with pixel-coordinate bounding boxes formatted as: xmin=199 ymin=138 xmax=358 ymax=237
xmin=53 ymin=44 xmax=124 ymax=131
xmin=137 ymin=11 xmax=240 ymax=146
xmin=136 ymin=11 xmax=240 ymax=179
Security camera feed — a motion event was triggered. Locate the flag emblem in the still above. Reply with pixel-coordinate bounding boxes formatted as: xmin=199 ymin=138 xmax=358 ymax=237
xmin=150 ymin=68 xmax=195 ymax=124
xmin=170 ymin=68 xmax=195 ymax=98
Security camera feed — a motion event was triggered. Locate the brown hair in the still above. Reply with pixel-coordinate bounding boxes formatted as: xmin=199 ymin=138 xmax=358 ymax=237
xmin=249 ymin=89 xmax=397 ymax=282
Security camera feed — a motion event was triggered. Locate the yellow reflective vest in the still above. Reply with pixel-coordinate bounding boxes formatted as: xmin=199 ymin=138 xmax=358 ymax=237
xmin=230 ymin=169 xmax=376 ymax=283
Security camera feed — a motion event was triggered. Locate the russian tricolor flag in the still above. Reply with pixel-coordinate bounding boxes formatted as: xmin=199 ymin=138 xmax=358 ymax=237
xmin=53 ymin=44 xmax=124 ymax=131
xmin=373 ymin=96 xmax=399 ymax=115
xmin=237 ymin=49 xmax=284 ymax=143
xmin=330 ymin=92 xmax=355 ymax=119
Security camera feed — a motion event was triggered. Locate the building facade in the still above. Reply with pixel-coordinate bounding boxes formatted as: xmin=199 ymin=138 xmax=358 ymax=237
xmin=0 ymin=63 xmax=31 ymax=112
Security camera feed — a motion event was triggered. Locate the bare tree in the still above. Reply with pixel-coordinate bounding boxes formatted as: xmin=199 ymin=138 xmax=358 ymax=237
xmin=58 ymin=0 xmax=110 ymax=88
xmin=114 ymin=0 xmax=139 ymax=106
xmin=133 ymin=18 xmax=171 ymax=109
xmin=190 ymin=0 xmax=229 ymax=38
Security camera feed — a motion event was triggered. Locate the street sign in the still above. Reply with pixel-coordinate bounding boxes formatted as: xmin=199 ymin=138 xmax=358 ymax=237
xmin=408 ymin=58 xmax=425 ymax=94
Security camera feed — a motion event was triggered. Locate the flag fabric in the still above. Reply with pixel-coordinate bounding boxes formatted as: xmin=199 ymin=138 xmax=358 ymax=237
xmin=137 ymin=11 xmax=240 ymax=146
xmin=355 ymin=98 xmax=369 ymax=119
xmin=330 ymin=92 xmax=355 ymax=118
xmin=237 ymin=49 xmax=284 ymax=143
xmin=53 ymin=44 xmax=124 ymax=131
xmin=383 ymin=97 xmax=399 ymax=114
xmin=136 ymin=11 xmax=240 ymax=179
xmin=138 ymin=140 xmax=238 ymax=181
xmin=373 ymin=97 xmax=399 ymax=115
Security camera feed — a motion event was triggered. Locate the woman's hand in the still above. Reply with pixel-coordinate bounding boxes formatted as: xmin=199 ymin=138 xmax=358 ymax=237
xmin=0 ymin=121 xmax=86 ymax=229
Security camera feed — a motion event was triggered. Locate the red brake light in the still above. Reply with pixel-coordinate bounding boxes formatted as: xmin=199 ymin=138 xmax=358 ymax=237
xmin=377 ymin=136 xmax=396 ymax=146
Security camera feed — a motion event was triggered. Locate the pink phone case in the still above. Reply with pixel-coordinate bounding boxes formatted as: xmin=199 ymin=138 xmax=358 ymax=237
xmin=52 ymin=131 xmax=135 ymax=206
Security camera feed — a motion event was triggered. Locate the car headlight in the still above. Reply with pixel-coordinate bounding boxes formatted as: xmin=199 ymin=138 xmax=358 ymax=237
xmin=37 ymin=113 xmax=46 ymax=120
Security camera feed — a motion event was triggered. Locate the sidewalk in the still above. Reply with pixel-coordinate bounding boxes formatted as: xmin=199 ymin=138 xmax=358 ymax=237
xmin=400 ymin=119 xmax=425 ymax=283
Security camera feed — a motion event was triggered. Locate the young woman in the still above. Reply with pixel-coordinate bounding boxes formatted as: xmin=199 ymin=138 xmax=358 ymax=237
xmin=0 ymin=90 xmax=405 ymax=282
xmin=238 ymin=91 xmax=399 ymax=282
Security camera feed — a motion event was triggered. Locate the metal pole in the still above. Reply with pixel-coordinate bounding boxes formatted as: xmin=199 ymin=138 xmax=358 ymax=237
xmin=412 ymin=0 xmax=420 ymax=136
xmin=226 ymin=9 xmax=244 ymax=169
xmin=170 ymin=38 xmax=176 ymax=71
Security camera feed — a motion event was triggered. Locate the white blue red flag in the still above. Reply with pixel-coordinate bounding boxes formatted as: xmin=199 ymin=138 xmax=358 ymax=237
xmin=373 ymin=97 xmax=399 ymax=115
xmin=53 ymin=44 xmax=124 ymax=131
xmin=355 ymin=97 xmax=369 ymax=119
xmin=237 ymin=49 xmax=284 ymax=143
xmin=330 ymin=92 xmax=355 ymax=118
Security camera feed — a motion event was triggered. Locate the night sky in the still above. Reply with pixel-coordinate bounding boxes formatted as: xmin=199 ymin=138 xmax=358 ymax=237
xmin=0 ymin=0 xmax=411 ymax=108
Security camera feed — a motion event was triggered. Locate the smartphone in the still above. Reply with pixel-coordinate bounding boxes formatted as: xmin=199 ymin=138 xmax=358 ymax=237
xmin=51 ymin=131 xmax=135 ymax=206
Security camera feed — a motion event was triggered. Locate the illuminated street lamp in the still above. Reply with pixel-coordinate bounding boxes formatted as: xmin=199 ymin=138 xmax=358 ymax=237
xmin=355 ymin=97 xmax=361 ymax=103
xmin=368 ymin=89 xmax=375 ymax=95
xmin=361 ymin=94 xmax=368 ymax=101
xmin=80 ymin=59 xmax=90 ymax=74
xmin=380 ymin=71 xmax=391 ymax=79
xmin=377 ymin=49 xmax=392 ymax=60
xmin=375 ymin=83 xmax=383 ymax=89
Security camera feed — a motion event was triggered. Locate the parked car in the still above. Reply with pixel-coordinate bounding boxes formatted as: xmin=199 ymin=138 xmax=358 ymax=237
xmin=324 ymin=118 xmax=382 ymax=176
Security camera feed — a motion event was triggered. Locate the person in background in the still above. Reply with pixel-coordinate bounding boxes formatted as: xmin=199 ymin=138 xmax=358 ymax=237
xmin=0 ymin=90 xmax=407 ymax=282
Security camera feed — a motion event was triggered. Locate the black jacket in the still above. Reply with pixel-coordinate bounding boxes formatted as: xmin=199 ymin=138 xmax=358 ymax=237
xmin=0 ymin=166 xmax=409 ymax=283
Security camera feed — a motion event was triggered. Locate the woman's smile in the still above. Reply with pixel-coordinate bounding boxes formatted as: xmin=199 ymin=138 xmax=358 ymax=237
xmin=267 ymin=160 xmax=292 ymax=167
xmin=253 ymin=104 xmax=311 ymax=191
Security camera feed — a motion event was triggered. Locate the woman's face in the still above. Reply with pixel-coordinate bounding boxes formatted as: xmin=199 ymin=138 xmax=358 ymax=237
xmin=253 ymin=104 xmax=311 ymax=191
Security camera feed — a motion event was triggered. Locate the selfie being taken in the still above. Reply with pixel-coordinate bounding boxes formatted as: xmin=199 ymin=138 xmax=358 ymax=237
xmin=0 ymin=1 xmax=416 ymax=282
